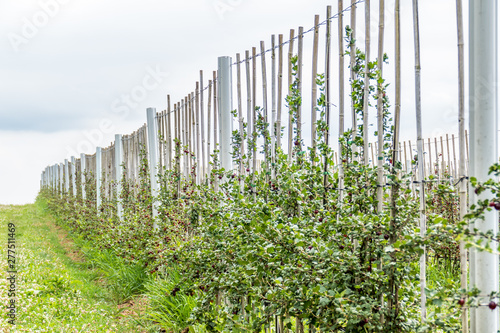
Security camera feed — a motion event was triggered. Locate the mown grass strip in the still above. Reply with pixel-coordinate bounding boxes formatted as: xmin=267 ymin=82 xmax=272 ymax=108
xmin=0 ymin=201 xmax=155 ymax=332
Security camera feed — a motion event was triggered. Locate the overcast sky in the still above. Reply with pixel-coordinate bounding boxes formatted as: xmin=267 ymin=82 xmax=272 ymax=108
xmin=0 ymin=0 xmax=484 ymax=204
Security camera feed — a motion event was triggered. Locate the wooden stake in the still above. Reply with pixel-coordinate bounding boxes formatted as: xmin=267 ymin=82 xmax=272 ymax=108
xmin=297 ymin=26 xmax=304 ymax=155
xmin=252 ymin=47 xmax=257 ymax=177
xmin=363 ymin=0 xmax=371 ymax=165
xmin=277 ymin=34 xmax=284 ymax=152
xmin=200 ymin=71 xmax=206 ymax=181
xmin=168 ymin=96 xmax=172 ymax=171
xmin=376 ymin=0 xmax=385 ymax=213
xmin=261 ymin=41 xmax=269 ymax=176
xmin=452 ymin=134 xmax=457 ymax=179
xmin=323 ymin=4 xmax=334 ymax=200
xmin=246 ymin=50 xmax=252 ymax=171
xmin=311 ymin=15 xmax=320 ymax=164
xmin=271 ymin=35 xmax=277 ymax=179
xmin=196 ymin=83 xmax=201 ymax=184
xmin=412 ymin=0 xmax=426 ymax=320
xmin=287 ymin=29 xmax=295 ymax=162
xmin=337 ymin=2 xmax=344 ymax=207
xmin=350 ymin=0 xmax=358 ymax=157
xmin=446 ymin=133 xmax=451 ymax=176
xmin=236 ymin=53 xmax=245 ymax=178
xmin=208 ymin=81 xmax=213 ymax=180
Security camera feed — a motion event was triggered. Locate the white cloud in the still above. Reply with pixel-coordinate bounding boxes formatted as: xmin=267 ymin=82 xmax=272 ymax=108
xmin=0 ymin=0 xmax=488 ymax=204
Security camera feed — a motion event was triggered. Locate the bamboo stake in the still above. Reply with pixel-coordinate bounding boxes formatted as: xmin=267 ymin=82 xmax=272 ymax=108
xmin=277 ymin=34 xmax=284 ymax=152
xmin=371 ymin=144 xmax=375 ymax=167
xmin=440 ymin=136 xmax=445 ymax=177
xmin=456 ymin=0 xmax=467 ymax=329
xmin=176 ymin=102 xmax=181 ymax=197
xmin=452 ymin=134 xmax=457 ymax=179
xmin=376 ymin=0 xmax=385 ymax=213
xmin=392 ymin=0 xmax=401 ymax=170
xmin=363 ymin=0 xmax=371 ymax=165
xmin=311 ymin=15 xmax=320 ymax=164
xmin=168 ymin=96 xmax=172 ymax=171
xmin=182 ymin=98 xmax=187 ymax=178
xmin=252 ymin=47 xmax=257 ymax=179
xmin=403 ymin=140 xmax=407 ymax=172
xmin=297 ymin=26 xmax=304 ymax=157
xmin=428 ymin=138 xmax=432 ymax=177
xmin=337 ymin=2 xmax=343 ymax=207
xmin=196 ymin=83 xmax=201 ymax=184
xmin=200 ymin=71 xmax=206 ymax=181
xmin=189 ymin=93 xmax=193 ymax=181
xmin=246 ymin=50 xmax=252 ymax=172
xmin=158 ymin=112 xmax=164 ymax=173
xmin=323 ymin=4 xmax=334 ymax=200
xmin=412 ymin=0 xmax=426 ymax=320
xmin=350 ymin=0 xmax=358 ymax=158
xmin=214 ymin=71 xmax=218 ymax=151
xmin=208 ymin=81 xmax=213 ymax=180
xmin=260 ymin=41 xmax=269 ymax=177
xmin=213 ymin=71 xmax=219 ymax=192
xmin=434 ymin=137 xmax=439 ymax=180
xmin=271 ymin=35 xmax=277 ymax=179
xmin=236 ymin=53 xmax=245 ymax=179
xmin=446 ymin=133 xmax=451 ymax=177
xmin=287 ymin=29 xmax=295 ymax=162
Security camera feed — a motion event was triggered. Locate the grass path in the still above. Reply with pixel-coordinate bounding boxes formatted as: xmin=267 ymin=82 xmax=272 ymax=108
xmin=0 ymin=201 xmax=152 ymax=332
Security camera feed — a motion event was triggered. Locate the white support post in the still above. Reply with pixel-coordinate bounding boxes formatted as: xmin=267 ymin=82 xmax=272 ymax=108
xmin=80 ymin=153 xmax=86 ymax=200
xmin=64 ymin=159 xmax=69 ymax=194
xmin=59 ymin=163 xmax=63 ymax=197
xmin=217 ymin=56 xmax=233 ymax=172
xmin=115 ymin=134 xmax=124 ymax=220
xmin=96 ymin=147 xmax=102 ymax=211
xmin=146 ymin=107 xmax=159 ymax=229
xmin=71 ymin=156 xmax=76 ymax=197
xmin=470 ymin=1 xmax=499 ymax=332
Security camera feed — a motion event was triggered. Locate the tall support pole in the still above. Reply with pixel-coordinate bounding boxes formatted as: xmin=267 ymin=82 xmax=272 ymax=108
xmin=115 ymin=134 xmax=124 ymax=221
xmin=412 ymin=0 xmax=426 ymax=321
xmin=311 ymin=15 xmax=320 ymax=164
xmin=470 ymin=1 xmax=499 ymax=332
xmin=71 ymin=156 xmax=76 ymax=197
xmin=80 ymin=153 xmax=86 ymax=200
xmin=64 ymin=159 xmax=69 ymax=195
xmin=350 ymin=0 xmax=358 ymax=159
xmin=468 ymin=2 xmax=476 ymax=328
xmin=58 ymin=163 xmax=62 ymax=197
xmin=456 ymin=0 xmax=468 ymax=331
xmin=337 ymin=2 xmax=344 ymax=208
xmin=146 ymin=107 xmax=160 ymax=229
xmin=200 ymin=71 xmax=206 ymax=181
xmin=217 ymin=56 xmax=233 ymax=172
xmin=376 ymin=0 xmax=385 ymax=213
xmin=271 ymin=35 xmax=277 ymax=179
xmin=363 ymin=0 xmax=370 ymax=165
xmin=96 ymin=147 xmax=102 ymax=211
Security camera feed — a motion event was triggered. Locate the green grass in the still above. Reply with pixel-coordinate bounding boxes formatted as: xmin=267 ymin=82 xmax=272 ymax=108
xmin=0 ymin=201 xmax=157 ymax=332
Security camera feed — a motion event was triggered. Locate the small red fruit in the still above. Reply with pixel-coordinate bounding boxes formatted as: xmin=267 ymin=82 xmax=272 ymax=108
xmin=489 ymin=301 xmax=497 ymax=310
xmin=458 ymin=299 xmax=465 ymax=306
xmin=495 ymin=203 xmax=500 ymax=211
